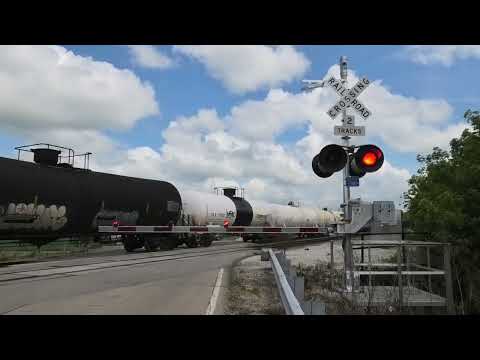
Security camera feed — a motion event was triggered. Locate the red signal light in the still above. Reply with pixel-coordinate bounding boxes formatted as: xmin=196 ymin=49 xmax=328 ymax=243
xmin=362 ymin=151 xmax=378 ymax=166
xmin=350 ymin=145 xmax=384 ymax=175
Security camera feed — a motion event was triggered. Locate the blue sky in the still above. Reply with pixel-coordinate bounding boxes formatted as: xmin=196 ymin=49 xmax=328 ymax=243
xmin=0 ymin=45 xmax=477 ymax=208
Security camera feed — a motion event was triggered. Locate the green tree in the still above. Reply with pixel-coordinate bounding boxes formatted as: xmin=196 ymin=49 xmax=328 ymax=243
xmin=404 ymin=110 xmax=480 ymax=313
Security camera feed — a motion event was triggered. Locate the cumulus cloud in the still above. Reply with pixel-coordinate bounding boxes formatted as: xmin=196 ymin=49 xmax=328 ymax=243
xmin=403 ymin=45 xmax=480 ymax=66
xmin=222 ymin=65 xmax=465 ymax=154
xmin=0 ymin=45 xmax=159 ymax=135
xmin=101 ymin=63 xmax=465 ymax=209
xmin=128 ymin=45 xmax=175 ymax=69
xmin=173 ymin=45 xmax=310 ymax=94
xmin=0 ymin=45 xmax=160 ymax=168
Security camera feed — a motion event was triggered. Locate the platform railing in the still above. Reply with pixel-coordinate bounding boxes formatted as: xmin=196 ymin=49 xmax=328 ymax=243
xmin=349 ymin=239 xmax=455 ymax=314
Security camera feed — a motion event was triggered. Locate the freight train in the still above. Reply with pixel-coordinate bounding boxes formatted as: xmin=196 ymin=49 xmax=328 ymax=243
xmin=0 ymin=144 xmax=341 ymax=252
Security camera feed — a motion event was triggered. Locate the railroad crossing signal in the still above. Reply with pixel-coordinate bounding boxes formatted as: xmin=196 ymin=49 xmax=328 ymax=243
xmin=312 ymin=144 xmax=384 ymax=180
xmin=305 ymin=57 xmax=383 ymax=187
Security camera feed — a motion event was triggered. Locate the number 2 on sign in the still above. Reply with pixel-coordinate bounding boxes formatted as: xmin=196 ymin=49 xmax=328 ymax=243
xmin=343 ymin=116 xmax=354 ymax=125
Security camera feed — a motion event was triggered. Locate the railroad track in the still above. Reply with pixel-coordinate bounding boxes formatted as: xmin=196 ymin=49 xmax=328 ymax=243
xmin=0 ymin=235 xmax=341 ymax=283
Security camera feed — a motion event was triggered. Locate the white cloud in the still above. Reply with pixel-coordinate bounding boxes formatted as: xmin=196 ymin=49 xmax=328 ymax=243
xmin=0 ymin=46 xmax=159 ymax=134
xmin=403 ymin=45 xmax=480 ymax=66
xmin=0 ymin=45 xmax=159 ymax=163
xmin=173 ymin=45 xmax=310 ymax=94
xmin=128 ymin=45 xmax=175 ymax=69
xmin=224 ymin=65 xmax=465 ymax=154
xmin=100 ymin=63 xmax=465 ymax=209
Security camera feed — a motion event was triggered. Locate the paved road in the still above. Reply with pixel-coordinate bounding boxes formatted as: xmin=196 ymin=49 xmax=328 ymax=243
xmin=0 ymin=241 xmax=253 ymax=315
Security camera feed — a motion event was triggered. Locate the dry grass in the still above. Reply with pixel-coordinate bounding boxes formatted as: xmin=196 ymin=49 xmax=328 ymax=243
xmin=224 ymin=261 xmax=284 ymax=315
xmin=0 ymin=240 xmax=103 ymax=263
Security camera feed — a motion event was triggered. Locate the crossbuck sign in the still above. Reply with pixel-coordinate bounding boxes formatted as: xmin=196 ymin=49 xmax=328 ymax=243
xmin=326 ymin=76 xmax=371 ymax=120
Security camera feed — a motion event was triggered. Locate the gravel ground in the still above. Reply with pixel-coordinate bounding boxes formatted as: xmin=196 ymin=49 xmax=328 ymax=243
xmin=224 ymin=255 xmax=284 ymax=315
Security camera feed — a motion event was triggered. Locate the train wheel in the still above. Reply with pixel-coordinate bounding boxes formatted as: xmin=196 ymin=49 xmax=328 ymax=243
xmin=144 ymin=238 xmax=158 ymax=252
xmin=185 ymin=236 xmax=198 ymax=248
xmin=200 ymin=239 xmax=212 ymax=247
xmin=159 ymin=237 xmax=177 ymax=251
xmin=123 ymin=235 xmax=138 ymax=253
xmin=199 ymin=235 xmax=212 ymax=247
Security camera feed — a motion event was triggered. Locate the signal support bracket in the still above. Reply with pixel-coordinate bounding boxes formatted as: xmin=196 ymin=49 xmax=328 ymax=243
xmin=337 ymin=200 xmax=396 ymax=234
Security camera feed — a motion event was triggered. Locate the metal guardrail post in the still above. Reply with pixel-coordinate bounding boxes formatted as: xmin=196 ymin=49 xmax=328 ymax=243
xmin=443 ymin=243 xmax=455 ymax=315
xmin=268 ymin=249 xmax=304 ymax=315
xmin=294 ymin=276 xmax=304 ymax=303
xmin=427 ymin=247 xmax=432 ymax=293
xmin=368 ymin=247 xmax=372 ymax=288
xmin=330 ymin=240 xmax=334 ymax=290
xmin=397 ymin=244 xmax=403 ymax=310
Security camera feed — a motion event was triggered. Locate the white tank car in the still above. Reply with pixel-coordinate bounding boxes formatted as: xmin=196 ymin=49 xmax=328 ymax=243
xmin=178 ymin=190 xmax=237 ymax=226
xmin=248 ymin=200 xmax=338 ymax=227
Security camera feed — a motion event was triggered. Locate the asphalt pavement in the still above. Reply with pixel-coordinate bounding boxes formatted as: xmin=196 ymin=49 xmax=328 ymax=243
xmin=0 ymin=240 xmax=253 ymax=315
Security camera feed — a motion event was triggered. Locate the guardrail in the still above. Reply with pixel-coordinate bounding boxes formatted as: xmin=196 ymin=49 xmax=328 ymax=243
xmin=267 ymin=248 xmax=326 ymax=315
xmin=268 ymin=248 xmax=304 ymax=315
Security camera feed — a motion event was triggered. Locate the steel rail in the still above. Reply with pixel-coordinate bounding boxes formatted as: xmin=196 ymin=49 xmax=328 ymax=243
xmin=0 ymin=236 xmax=340 ymax=281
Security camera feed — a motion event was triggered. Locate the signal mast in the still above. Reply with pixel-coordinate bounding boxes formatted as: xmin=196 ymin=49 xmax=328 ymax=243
xmin=304 ymin=56 xmax=384 ymax=293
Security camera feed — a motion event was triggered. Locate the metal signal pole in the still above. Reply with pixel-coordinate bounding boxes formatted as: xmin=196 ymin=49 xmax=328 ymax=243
xmin=340 ymin=56 xmax=351 ymax=214
xmin=339 ymin=56 xmax=355 ymax=294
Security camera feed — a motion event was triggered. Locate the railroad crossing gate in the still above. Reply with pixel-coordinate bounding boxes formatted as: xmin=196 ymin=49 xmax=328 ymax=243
xmin=98 ymin=225 xmax=330 ymax=235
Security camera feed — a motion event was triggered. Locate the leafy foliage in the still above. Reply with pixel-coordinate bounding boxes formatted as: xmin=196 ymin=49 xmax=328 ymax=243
xmin=404 ymin=110 xmax=480 ymax=313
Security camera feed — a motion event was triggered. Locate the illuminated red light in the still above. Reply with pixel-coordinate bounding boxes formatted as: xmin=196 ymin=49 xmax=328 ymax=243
xmin=362 ymin=152 xmax=377 ymax=166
